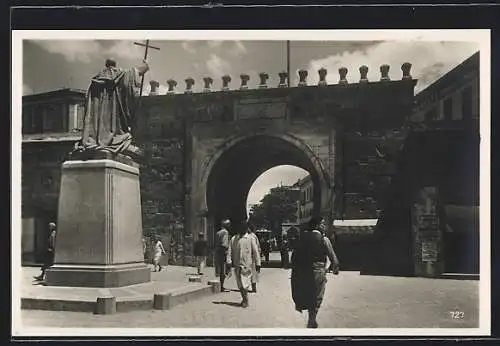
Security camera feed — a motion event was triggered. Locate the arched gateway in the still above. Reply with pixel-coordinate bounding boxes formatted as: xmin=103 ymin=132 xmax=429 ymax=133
xmin=136 ymin=66 xmax=416 ymax=266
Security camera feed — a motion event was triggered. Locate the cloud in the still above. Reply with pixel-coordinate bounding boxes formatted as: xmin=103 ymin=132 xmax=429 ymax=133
xmin=32 ymin=40 xmax=101 ymax=63
xmin=228 ymin=41 xmax=248 ymax=57
xmin=307 ymin=41 xmax=479 ymax=93
xmin=23 ymin=84 xmax=33 ymax=95
xmin=32 ymin=40 xmax=146 ymax=66
xmin=207 ymin=41 xmax=223 ymax=49
xmin=181 ymin=41 xmax=197 ymax=54
xmin=104 ymin=40 xmax=144 ymax=62
xmin=206 ymin=53 xmax=231 ymax=78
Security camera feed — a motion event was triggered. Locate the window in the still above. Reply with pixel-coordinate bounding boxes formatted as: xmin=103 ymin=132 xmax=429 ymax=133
xmin=22 ymin=106 xmax=33 ymax=133
xmin=32 ymin=105 xmax=43 ymax=133
xmin=77 ymin=104 xmax=85 ymax=129
xmin=424 ymin=107 xmax=438 ymax=122
xmin=42 ymin=104 xmax=64 ymax=132
xmin=461 ymin=86 xmax=473 ymax=120
xmin=443 ymin=97 xmax=453 ymax=121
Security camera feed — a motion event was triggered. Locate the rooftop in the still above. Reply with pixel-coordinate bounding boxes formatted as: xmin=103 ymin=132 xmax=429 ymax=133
xmin=23 ymin=88 xmax=86 ymax=102
xmin=414 ymin=51 xmax=479 ymax=104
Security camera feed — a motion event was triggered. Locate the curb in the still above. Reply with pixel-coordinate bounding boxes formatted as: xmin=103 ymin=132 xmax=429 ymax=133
xmin=21 ymin=281 xmax=220 ymax=314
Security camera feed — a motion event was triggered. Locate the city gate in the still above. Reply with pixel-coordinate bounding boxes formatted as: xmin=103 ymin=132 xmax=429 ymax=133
xmin=137 ymin=64 xmax=416 ymax=264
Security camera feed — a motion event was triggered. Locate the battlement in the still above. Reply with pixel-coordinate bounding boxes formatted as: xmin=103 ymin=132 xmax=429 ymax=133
xmin=148 ymin=63 xmax=414 ymax=95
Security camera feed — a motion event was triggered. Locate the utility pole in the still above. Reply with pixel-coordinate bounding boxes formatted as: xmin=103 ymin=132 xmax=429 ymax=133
xmin=287 ymin=40 xmax=291 ymax=87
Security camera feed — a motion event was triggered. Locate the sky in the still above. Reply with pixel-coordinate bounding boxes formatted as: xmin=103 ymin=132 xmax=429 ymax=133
xmin=22 ymin=38 xmax=480 ymax=212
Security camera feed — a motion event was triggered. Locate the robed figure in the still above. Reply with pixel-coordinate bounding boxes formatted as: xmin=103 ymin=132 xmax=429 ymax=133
xmin=73 ymin=58 xmax=149 ymax=155
xmin=291 ymin=217 xmax=340 ymax=328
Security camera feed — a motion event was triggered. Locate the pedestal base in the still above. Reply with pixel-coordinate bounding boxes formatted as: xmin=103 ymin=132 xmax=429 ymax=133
xmin=46 ymin=157 xmax=150 ymax=288
xmin=46 ymin=263 xmax=151 ymax=288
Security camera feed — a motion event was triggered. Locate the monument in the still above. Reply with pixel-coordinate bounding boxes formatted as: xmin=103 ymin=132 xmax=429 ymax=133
xmin=45 ymin=56 xmax=153 ymax=287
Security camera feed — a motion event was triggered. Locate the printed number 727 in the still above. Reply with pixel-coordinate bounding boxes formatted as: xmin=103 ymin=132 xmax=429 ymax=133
xmin=450 ymin=311 xmax=464 ymax=319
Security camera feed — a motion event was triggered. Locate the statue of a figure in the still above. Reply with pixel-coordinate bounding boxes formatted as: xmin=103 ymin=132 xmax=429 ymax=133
xmin=73 ymin=58 xmax=149 ymax=156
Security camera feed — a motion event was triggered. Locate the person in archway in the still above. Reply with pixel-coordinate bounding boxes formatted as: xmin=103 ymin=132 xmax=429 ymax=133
xmin=228 ymin=221 xmax=261 ymax=308
xmin=247 ymin=223 xmax=261 ymax=293
xmin=215 ymin=219 xmax=231 ymax=292
xmin=34 ymin=222 xmax=57 ymax=281
xmin=326 ymin=229 xmax=338 ymax=273
xmin=280 ymin=236 xmax=290 ymax=268
xmin=261 ymin=236 xmax=271 ymax=264
xmin=291 ymin=217 xmax=340 ymax=328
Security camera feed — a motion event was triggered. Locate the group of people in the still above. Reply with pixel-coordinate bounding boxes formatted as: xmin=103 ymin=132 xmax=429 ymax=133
xmin=213 ymin=216 xmax=340 ymax=328
xmin=146 ymin=232 xmax=209 ymax=276
xmin=214 ymin=219 xmax=261 ymax=308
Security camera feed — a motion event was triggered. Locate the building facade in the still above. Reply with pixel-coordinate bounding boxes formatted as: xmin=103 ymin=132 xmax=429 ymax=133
xmin=21 ymin=89 xmax=86 ymax=264
xmin=411 ymin=52 xmax=479 ymax=125
xmin=296 ymin=175 xmax=314 ymax=226
xmin=362 ymin=51 xmax=480 ymax=276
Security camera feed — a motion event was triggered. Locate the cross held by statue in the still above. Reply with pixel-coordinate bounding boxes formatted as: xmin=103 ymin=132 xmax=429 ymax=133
xmin=133 ymin=40 xmax=161 ymax=97
xmin=134 ymin=40 xmax=161 ymax=60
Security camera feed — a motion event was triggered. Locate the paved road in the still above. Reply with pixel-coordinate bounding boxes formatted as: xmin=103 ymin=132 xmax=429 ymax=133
xmin=21 ymin=268 xmax=478 ymax=329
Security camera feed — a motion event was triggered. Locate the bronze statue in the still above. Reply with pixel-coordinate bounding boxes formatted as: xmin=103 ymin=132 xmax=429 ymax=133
xmin=73 ymin=57 xmax=149 ymax=157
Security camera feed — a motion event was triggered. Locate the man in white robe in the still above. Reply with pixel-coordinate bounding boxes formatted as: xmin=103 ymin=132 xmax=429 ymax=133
xmin=227 ymin=222 xmax=261 ymax=308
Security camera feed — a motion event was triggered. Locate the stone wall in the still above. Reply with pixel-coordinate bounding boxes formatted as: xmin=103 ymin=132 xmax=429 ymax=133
xmin=341 ymin=128 xmax=407 ymax=219
xmin=135 ymin=98 xmax=188 ymax=265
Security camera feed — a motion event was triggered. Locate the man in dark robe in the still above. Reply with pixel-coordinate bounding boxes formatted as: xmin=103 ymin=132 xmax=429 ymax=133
xmin=291 ymin=217 xmax=340 ymax=328
xmin=73 ymin=57 xmax=149 ymax=155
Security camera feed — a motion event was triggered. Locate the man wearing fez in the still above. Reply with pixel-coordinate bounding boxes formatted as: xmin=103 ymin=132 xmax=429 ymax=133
xmin=215 ymin=219 xmax=231 ymax=292
xmin=73 ymin=57 xmax=149 ymax=155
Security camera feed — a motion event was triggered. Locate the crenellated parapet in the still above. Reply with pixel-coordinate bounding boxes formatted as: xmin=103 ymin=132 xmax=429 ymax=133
xmin=151 ymin=63 xmax=413 ymax=95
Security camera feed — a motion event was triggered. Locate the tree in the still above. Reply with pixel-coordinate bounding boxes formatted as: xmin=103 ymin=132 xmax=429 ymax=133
xmin=248 ymin=186 xmax=300 ymax=235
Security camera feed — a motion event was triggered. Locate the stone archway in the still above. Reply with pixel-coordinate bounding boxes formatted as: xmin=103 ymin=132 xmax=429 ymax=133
xmin=196 ymin=132 xmax=330 ymax=247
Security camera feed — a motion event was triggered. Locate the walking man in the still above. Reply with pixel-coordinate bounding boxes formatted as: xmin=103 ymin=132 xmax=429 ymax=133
xmin=291 ymin=217 xmax=340 ymax=328
xmin=227 ymin=221 xmax=261 ymax=308
xmin=193 ymin=232 xmax=208 ymax=275
xmin=34 ymin=222 xmax=57 ymax=281
xmin=247 ymin=224 xmax=261 ymax=293
xmin=215 ymin=219 xmax=231 ymax=292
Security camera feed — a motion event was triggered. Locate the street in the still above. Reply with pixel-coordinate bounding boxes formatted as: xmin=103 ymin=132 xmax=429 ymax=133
xmin=21 ymin=265 xmax=478 ymax=329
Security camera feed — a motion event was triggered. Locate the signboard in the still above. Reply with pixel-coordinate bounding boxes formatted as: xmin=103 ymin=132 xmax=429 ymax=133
xmin=235 ymin=98 xmax=287 ymax=120
xmin=421 ymin=241 xmax=438 ymax=262
xmin=419 ymin=214 xmax=439 ymax=230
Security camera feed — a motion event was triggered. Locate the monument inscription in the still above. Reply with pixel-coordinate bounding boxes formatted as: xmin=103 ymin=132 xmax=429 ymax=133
xmin=234 ymin=97 xmax=287 ymax=120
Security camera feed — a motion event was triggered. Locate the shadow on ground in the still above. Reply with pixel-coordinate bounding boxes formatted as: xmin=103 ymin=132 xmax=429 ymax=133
xmin=212 ymin=301 xmax=243 ymax=308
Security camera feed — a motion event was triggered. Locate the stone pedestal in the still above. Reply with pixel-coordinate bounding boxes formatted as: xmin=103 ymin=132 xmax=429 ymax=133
xmin=46 ymin=158 xmax=151 ymax=287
